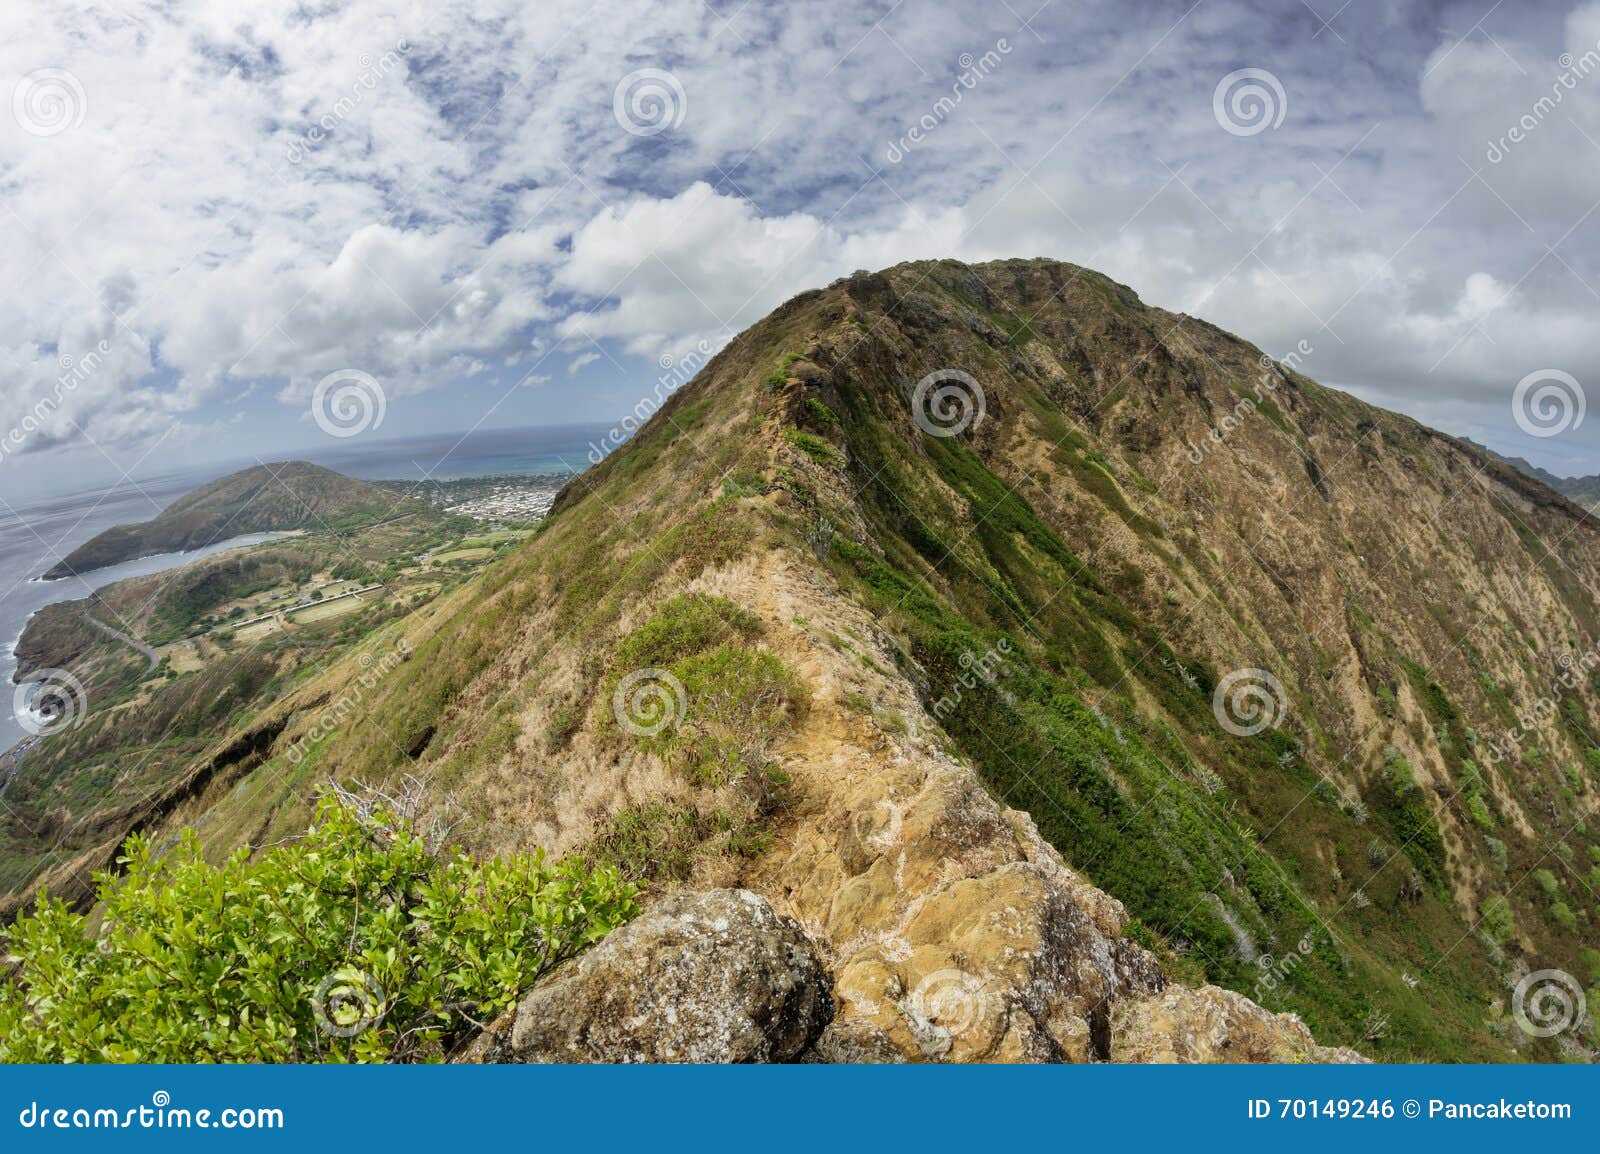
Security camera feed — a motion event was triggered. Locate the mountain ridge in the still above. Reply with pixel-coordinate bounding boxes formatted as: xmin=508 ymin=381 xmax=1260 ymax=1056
xmin=8 ymin=257 xmax=1599 ymax=1062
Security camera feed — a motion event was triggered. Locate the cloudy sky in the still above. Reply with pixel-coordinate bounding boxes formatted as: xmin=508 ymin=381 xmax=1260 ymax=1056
xmin=3 ymin=0 xmax=1600 ymax=495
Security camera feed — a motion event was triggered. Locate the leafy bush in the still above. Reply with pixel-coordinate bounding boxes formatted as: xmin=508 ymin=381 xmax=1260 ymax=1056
xmin=651 ymin=644 xmax=804 ymax=787
xmin=1480 ymin=894 xmax=1515 ymax=946
xmin=0 ymin=799 xmax=637 ymax=1063
xmin=611 ymin=593 xmax=760 ymax=676
xmin=588 ymin=802 xmax=714 ymax=883
xmin=1485 ymin=836 xmax=1508 ymax=871
xmin=804 ymin=398 xmax=839 ymax=427
xmin=788 ymin=430 xmax=840 ymax=465
xmin=1550 ymin=900 xmax=1577 ymax=932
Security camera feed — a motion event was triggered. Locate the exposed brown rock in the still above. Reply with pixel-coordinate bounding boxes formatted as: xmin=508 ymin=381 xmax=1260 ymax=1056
xmin=505 ymin=888 xmax=832 ymax=1063
xmin=1111 ymin=985 xmax=1369 ymax=1063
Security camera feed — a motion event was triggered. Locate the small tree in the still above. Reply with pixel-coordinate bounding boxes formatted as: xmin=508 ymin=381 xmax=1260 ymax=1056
xmin=0 ymin=791 xmax=637 ymax=1063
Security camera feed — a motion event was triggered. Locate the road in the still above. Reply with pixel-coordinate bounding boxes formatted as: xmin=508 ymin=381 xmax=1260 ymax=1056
xmin=83 ymin=609 xmax=160 ymax=673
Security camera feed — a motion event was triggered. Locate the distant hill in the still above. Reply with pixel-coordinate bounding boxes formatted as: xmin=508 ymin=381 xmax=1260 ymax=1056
xmin=1467 ymin=440 xmax=1600 ymax=513
xmin=43 ymin=461 xmax=405 ymax=579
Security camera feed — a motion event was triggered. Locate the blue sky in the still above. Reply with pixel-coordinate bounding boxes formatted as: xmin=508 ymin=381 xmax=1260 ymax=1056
xmin=4 ymin=0 xmax=1600 ymax=497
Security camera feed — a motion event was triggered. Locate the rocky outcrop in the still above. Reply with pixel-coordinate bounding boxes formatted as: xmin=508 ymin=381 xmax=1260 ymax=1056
xmin=1111 ymin=985 xmax=1369 ymax=1063
xmin=504 ymin=888 xmax=832 ymax=1062
xmin=738 ymin=554 xmax=1361 ymax=1064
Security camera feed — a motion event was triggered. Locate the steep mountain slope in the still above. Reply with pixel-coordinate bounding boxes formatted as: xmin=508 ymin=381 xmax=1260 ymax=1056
xmin=21 ymin=258 xmax=1600 ymax=1062
xmin=42 ymin=461 xmax=407 ymax=579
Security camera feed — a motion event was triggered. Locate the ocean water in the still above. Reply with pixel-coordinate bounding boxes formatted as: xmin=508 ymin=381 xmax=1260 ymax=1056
xmin=0 ymin=422 xmax=609 ymax=752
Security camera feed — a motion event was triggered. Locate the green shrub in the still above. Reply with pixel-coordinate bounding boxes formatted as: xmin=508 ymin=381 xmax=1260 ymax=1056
xmin=0 ymin=799 xmax=637 ymax=1063
xmin=610 ymin=593 xmax=760 ymax=677
xmin=804 ymin=398 xmax=839 ymax=427
xmin=588 ymin=802 xmax=715 ymax=884
xmin=764 ymin=352 xmax=802 ymax=389
xmin=722 ymin=470 xmax=768 ymax=498
xmin=1551 ymin=900 xmax=1578 ymax=931
xmin=1480 ymin=894 xmax=1515 ymax=945
xmin=1384 ymin=751 xmax=1417 ymax=796
xmin=1533 ymin=868 xmax=1560 ymax=896
xmin=788 ymin=430 xmax=840 ymax=465
xmin=1486 ymin=836 xmax=1508 ymax=871
xmin=652 ymin=643 xmax=804 ymax=786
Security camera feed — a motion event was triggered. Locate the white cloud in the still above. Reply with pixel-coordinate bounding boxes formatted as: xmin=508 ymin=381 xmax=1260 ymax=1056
xmin=2 ymin=0 xmax=1599 ymax=476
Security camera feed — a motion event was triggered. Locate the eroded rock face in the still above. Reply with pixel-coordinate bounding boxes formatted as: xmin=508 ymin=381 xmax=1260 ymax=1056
xmin=1111 ymin=985 xmax=1369 ymax=1063
xmin=762 ymin=755 xmax=1168 ymax=1062
xmin=736 ymin=554 xmax=1361 ymax=1065
xmin=506 ymin=888 xmax=832 ymax=1063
